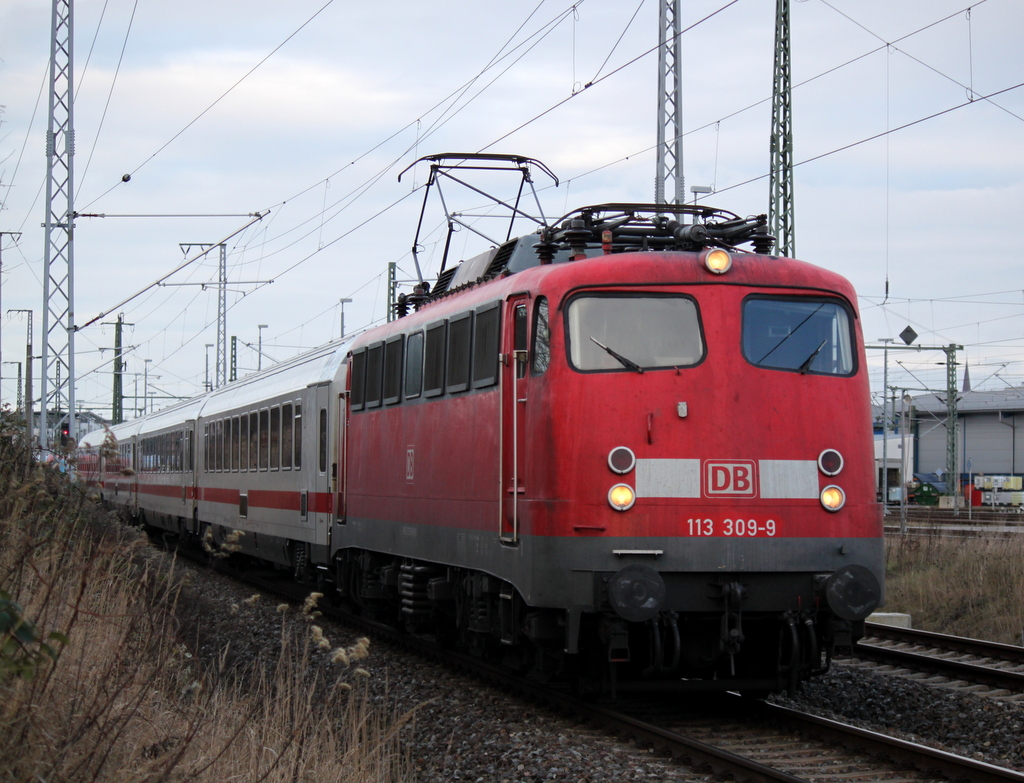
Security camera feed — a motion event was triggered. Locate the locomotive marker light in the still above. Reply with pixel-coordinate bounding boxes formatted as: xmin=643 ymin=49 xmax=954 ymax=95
xmin=608 ymin=483 xmax=636 ymax=511
xmin=700 ymin=247 xmax=732 ymax=274
xmin=820 ymin=484 xmax=846 ymax=512
xmin=825 ymin=564 xmax=882 ymax=621
xmin=817 ymin=448 xmax=844 ymax=476
xmin=607 ymin=564 xmax=666 ymax=622
xmin=608 ymin=446 xmax=636 ymax=474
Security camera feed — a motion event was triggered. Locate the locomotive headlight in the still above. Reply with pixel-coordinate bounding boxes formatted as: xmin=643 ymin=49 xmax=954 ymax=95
xmin=820 ymin=485 xmax=846 ymax=512
xmin=701 ymin=247 xmax=732 ymax=275
xmin=608 ymin=484 xmax=636 ymax=511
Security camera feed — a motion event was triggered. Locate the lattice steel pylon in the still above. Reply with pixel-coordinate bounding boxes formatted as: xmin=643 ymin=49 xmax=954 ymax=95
xmin=655 ymin=0 xmax=684 ymax=205
xmin=769 ymin=0 xmax=795 ymax=257
xmin=40 ymin=0 xmax=76 ymax=449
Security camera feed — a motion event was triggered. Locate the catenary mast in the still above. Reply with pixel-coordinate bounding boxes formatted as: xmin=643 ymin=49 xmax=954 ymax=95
xmin=655 ymin=0 xmax=684 ymax=205
xmin=40 ymin=0 xmax=76 ymax=449
xmin=769 ymin=0 xmax=795 ymax=256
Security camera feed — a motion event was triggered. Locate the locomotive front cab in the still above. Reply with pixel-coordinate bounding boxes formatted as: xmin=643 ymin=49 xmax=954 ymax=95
xmin=518 ymin=245 xmax=883 ymax=693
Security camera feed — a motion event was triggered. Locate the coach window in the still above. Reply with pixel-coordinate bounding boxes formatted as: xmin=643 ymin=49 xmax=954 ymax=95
xmin=219 ymin=420 xmax=227 ymax=472
xmin=231 ymin=416 xmax=240 ymax=471
xmin=383 ymin=335 xmax=404 ymax=405
xmin=446 ymin=312 xmax=471 ymax=393
xmin=248 ymin=412 xmax=259 ymax=471
xmin=209 ymin=422 xmax=216 ymax=472
xmin=294 ymin=404 xmax=302 ymax=470
xmin=240 ymin=415 xmax=249 ymax=471
xmin=365 ymin=343 xmax=384 ymax=408
xmin=472 ymin=303 xmax=500 ymax=388
xmin=318 ymin=408 xmax=328 ymax=474
xmin=404 ymin=331 xmax=424 ymax=399
xmin=424 ymin=320 xmax=446 ymax=397
xmin=532 ymin=297 xmax=551 ymax=375
xmin=282 ymin=403 xmax=293 ymax=469
xmin=566 ymin=294 xmax=704 ymax=373
xmin=270 ymin=406 xmax=281 ymax=470
xmin=186 ymin=430 xmax=193 ymax=472
xmin=259 ymin=409 xmax=269 ymax=470
xmin=203 ymin=424 xmax=209 ymax=472
xmin=350 ymin=348 xmax=366 ymax=411
xmin=742 ymin=296 xmax=855 ymax=376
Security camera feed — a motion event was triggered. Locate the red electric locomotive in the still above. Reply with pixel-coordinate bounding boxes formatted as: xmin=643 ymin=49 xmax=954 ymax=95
xmin=80 ymin=154 xmax=882 ymax=695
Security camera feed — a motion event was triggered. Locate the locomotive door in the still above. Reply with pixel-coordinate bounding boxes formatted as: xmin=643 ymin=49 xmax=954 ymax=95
xmin=500 ymin=296 xmax=530 ymax=543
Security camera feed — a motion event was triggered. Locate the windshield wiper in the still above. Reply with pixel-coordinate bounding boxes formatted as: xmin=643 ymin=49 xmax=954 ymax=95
xmin=590 ymin=336 xmax=644 ymax=374
xmin=798 ymin=339 xmax=828 ymax=374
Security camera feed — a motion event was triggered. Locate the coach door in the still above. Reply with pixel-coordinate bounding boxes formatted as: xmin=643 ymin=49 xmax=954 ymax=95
xmin=311 ymin=383 xmax=332 ymax=548
xmin=500 ymin=295 xmax=530 ymax=543
xmin=336 ymin=390 xmax=347 ymax=526
xmin=184 ymin=422 xmax=196 ymax=517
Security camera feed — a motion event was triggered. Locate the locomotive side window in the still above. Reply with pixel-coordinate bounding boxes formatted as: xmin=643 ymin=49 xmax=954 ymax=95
xmin=566 ymin=294 xmax=704 ymax=372
xmin=472 ymin=303 xmax=500 ymax=388
xmin=742 ymin=297 xmax=855 ymax=376
xmin=350 ymin=348 xmax=366 ymax=411
xmin=424 ymin=320 xmax=446 ymax=397
xmin=383 ymin=336 xmax=404 ymax=405
xmin=514 ymin=303 xmax=528 ymax=379
xmin=532 ymin=297 xmax=551 ymax=375
xmin=446 ymin=313 xmax=472 ymax=393
xmin=405 ymin=331 xmax=424 ymax=399
xmin=365 ymin=343 xmax=384 ymax=408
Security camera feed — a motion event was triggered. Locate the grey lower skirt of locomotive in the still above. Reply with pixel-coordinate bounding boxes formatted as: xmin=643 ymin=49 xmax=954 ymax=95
xmin=341 ymin=548 xmax=881 ymax=695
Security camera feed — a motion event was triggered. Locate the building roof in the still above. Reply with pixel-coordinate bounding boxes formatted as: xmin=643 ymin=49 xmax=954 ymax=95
xmin=911 ymin=386 xmax=1024 ymax=414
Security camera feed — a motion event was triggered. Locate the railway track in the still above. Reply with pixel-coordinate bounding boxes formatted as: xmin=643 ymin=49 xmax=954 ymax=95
xmin=192 ymin=550 xmax=1023 ymax=783
xmin=854 ymin=622 xmax=1024 ymax=695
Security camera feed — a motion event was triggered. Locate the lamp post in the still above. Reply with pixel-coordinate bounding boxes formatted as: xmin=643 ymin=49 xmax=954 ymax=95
xmin=258 ymin=325 xmax=268 ymax=370
xmin=7 ymin=309 xmax=32 ymax=443
xmin=143 ymin=359 xmax=152 ymax=415
xmin=878 ymin=337 xmax=894 ymax=510
xmin=900 ymin=391 xmax=912 ymax=533
xmin=339 ymin=298 xmax=353 ymax=340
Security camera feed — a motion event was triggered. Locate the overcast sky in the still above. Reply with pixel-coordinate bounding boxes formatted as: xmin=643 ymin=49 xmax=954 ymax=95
xmin=1 ymin=0 xmax=1023 ymax=420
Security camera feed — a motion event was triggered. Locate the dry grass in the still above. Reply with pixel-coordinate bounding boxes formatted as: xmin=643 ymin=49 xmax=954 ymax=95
xmin=0 ymin=415 xmax=411 ymax=782
xmin=885 ymin=530 xmax=1024 ymax=646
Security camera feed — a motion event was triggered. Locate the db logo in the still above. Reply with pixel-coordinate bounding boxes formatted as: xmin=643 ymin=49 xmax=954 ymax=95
xmin=703 ymin=460 xmax=756 ymax=497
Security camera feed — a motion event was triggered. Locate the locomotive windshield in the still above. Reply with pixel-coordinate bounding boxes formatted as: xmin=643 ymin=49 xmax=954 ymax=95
xmin=742 ymin=296 xmax=855 ymax=376
xmin=566 ymin=294 xmax=704 ymax=372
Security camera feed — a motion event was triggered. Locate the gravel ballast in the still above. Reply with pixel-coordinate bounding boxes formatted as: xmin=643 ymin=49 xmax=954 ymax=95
xmin=173 ymin=559 xmax=1024 ymax=781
